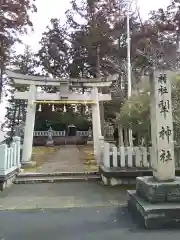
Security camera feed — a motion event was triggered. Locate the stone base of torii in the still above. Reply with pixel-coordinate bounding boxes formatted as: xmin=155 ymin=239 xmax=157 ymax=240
xmin=127 ymin=71 xmax=180 ymax=229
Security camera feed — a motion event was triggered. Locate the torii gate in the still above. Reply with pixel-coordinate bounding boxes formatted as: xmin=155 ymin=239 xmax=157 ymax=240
xmin=6 ymin=70 xmax=116 ymax=166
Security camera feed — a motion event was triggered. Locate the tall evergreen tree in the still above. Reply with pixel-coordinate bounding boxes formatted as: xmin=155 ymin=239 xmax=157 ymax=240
xmin=38 ymin=18 xmax=69 ymax=78
xmin=3 ymin=46 xmax=36 ymax=138
xmin=0 ymin=0 xmax=37 ymax=100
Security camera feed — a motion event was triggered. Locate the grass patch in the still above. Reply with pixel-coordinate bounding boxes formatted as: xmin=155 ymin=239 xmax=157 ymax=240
xmin=77 ymin=145 xmax=98 ymax=171
xmin=23 ymin=146 xmax=60 ymax=172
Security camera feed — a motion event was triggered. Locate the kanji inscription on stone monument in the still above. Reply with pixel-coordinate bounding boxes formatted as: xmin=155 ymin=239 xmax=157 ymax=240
xmin=150 ymin=71 xmax=175 ymax=181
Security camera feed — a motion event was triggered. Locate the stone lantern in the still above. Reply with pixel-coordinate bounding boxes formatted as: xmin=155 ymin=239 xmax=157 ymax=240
xmin=46 ymin=127 xmax=54 ymax=146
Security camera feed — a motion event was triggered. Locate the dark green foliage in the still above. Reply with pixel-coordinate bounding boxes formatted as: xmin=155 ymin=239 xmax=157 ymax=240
xmin=0 ymin=0 xmax=37 ymax=99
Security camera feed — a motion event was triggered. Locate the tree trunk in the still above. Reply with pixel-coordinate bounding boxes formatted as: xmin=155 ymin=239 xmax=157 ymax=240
xmin=0 ymin=61 xmax=3 ymax=102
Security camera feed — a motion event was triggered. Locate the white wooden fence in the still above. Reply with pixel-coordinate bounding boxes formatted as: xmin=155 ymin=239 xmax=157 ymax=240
xmin=100 ymin=140 xmax=180 ymax=169
xmin=33 ymin=130 xmax=90 ymax=137
xmin=33 ymin=131 xmax=65 ymax=137
xmin=76 ymin=131 xmax=90 ymax=137
xmin=101 ymin=142 xmax=152 ymax=168
xmin=0 ymin=136 xmax=21 ymax=176
xmin=99 ymin=138 xmax=152 ymax=168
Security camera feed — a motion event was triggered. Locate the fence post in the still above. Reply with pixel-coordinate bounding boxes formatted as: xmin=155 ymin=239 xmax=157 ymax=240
xmin=120 ymin=147 xmax=125 ymax=167
xmin=7 ymin=148 xmax=11 ymax=169
xmin=99 ymin=136 xmax=104 ymax=165
xmin=103 ymin=142 xmax=110 ymax=168
xmin=9 ymin=147 xmax=13 ymax=169
xmin=112 ymin=146 xmax=118 ymax=167
xmin=148 ymin=147 xmax=153 ymax=168
xmin=0 ymin=144 xmax=8 ymax=175
xmin=127 ymin=147 xmax=133 ymax=167
xmin=11 ymin=142 xmax=17 ymax=167
xmin=13 ymin=136 xmax=21 ymax=168
xmin=142 ymin=147 xmax=148 ymax=167
xmin=134 ymin=147 xmax=141 ymax=167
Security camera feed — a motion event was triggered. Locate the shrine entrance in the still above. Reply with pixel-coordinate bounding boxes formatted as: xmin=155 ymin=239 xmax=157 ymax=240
xmin=67 ymin=124 xmax=76 ymax=137
xmin=7 ymin=70 xmax=116 ymax=172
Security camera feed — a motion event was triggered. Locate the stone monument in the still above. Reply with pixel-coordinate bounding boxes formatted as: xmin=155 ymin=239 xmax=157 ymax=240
xmin=46 ymin=127 xmax=54 ymax=146
xmin=127 ymin=71 xmax=180 ymax=229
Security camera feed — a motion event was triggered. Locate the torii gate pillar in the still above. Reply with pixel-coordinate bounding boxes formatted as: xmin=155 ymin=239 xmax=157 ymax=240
xmin=22 ymin=85 xmax=37 ymax=166
xmin=92 ymin=87 xmax=102 ymax=161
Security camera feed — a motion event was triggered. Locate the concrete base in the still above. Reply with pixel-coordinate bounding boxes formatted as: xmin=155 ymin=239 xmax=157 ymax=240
xmin=136 ymin=176 xmax=180 ymax=203
xmin=127 ymin=190 xmax=180 ymax=229
xmin=21 ymin=161 xmax=36 ymax=168
xmin=99 ymin=165 xmax=152 ymax=186
xmin=0 ymin=168 xmax=20 ymax=191
xmin=101 ymin=175 xmax=136 ymax=186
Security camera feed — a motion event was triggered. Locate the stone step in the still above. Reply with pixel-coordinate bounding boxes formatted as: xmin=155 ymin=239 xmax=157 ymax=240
xmin=13 ymin=174 xmax=101 ymax=184
xmin=17 ymin=171 xmax=99 ymax=178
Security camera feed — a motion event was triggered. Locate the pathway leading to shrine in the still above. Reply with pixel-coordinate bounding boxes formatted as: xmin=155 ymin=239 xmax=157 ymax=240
xmin=37 ymin=146 xmax=84 ymax=173
xmin=25 ymin=143 xmax=116 ymax=173
xmin=29 ymin=145 xmax=96 ymax=173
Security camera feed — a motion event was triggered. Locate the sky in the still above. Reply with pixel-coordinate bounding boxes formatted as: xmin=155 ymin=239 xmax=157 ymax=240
xmin=0 ymin=0 xmax=170 ymax=125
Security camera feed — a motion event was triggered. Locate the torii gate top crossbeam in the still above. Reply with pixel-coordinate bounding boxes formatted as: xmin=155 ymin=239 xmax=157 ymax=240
xmin=14 ymin=91 xmax=111 ymax=102
xmin=33 ymin=100 xmax=96 ymax=104
xmin=6 ymin=70 xmax=118 ymax=87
